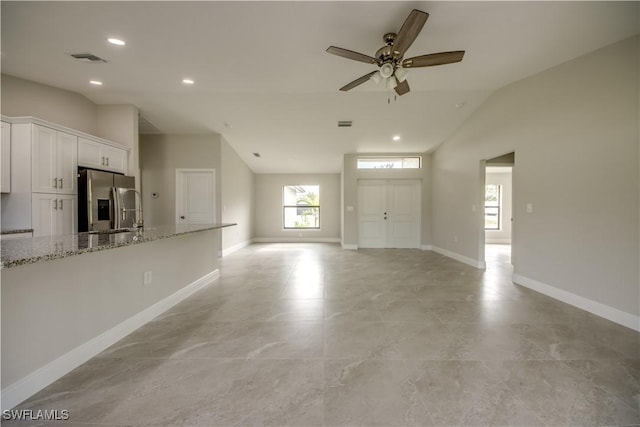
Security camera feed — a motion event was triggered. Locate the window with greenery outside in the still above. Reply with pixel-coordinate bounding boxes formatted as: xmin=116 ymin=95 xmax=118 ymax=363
xmin=283 ymin=185 xmax=320 ymax=229
xmin=485 ymin=184 xmax=501 ymax=230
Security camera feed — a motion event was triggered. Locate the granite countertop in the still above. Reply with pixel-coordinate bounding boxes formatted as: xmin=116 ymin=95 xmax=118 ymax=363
xmin=1 ymin=223 xmax=236 ymax=268
xmin=1 ymin=228 xmax=34 ymax=235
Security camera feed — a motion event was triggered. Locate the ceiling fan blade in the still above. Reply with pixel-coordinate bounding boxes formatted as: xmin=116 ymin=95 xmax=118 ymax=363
xmin=394 ymin=79 xmax=410 ymax=96
xmin=326 ymin=46 xmax=379 ymax=65
xmin=339 ymin=71 xmax=377 ymax=91
xmin=392 ymin=9 xmax=429 ymax=58
xmin=403 ymin=51 xmax=465 ymax=68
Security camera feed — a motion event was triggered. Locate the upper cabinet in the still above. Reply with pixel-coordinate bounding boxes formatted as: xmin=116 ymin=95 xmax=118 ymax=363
xmin=78 ymin=137 xmax=127 ymax=174
xmin=1 ymin=121 xmax=10 ymax=193
xmin=32 ymin=125 xmax=78 ymax=194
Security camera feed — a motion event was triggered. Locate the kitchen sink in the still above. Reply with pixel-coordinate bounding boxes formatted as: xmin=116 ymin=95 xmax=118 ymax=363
xmin=86 ymin=228 xmax=136 ymax=235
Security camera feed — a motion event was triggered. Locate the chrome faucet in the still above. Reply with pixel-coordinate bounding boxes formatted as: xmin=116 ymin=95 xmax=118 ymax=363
xmin=120 ymin=188 xmax=144 ymax=229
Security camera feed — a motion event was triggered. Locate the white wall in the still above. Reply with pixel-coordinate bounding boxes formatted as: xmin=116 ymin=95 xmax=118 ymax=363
xmin=431 ymin=36 xmax=639 ymax=320
xmin=254 ymin=173 xmax=340 ymax=241
xmin=485 ymin=168 xmax=512 ymax=244
xmin=221 ymin=137 xmax=254 ymax=251
xmin=342 ymin=152 xmax=432 ymax=248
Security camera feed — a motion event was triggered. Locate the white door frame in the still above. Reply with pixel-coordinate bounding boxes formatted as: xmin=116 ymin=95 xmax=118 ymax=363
xmin=175 ymin=168 xmax=216 ymax=224
xmin=480 ymin=152 xmax=515 ymax=268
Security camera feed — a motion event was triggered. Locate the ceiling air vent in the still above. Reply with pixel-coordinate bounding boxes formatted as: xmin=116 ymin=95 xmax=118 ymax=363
xmin=338 ymin=120 xmax=352 ymax=127
xmin=69 ymin=53 xmax=107 ymax=63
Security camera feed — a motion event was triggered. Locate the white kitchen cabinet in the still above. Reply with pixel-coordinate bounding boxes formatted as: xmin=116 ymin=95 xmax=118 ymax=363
xmin=32 ymin=193 xmax=77 ymax=237
xmin=32 ymin=125 xmax=77 ymax=194
xmin=78 ymin=137 xmax=127 ymax=174
xmin=1 ymin=121 xmax=10 ymax=193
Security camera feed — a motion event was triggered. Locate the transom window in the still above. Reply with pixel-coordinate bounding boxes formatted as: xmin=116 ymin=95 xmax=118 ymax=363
xmin=283 ymin=185 xmax=320 ymax=229
xmin=485 ymin=184 xmax=501 ymax=230
xmin=357 ymin=157 xmax=421 ymax=169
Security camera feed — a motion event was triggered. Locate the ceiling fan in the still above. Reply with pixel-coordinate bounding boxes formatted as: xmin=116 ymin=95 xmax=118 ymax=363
xmin=326 ymin=9 xmax=465 ymax=96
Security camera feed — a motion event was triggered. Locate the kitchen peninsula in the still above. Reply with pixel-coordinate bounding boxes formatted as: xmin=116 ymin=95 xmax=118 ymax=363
xmin=1 ymin=223 xmax=236 ymax=410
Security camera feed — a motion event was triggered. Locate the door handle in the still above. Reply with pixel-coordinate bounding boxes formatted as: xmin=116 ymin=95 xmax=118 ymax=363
xmin=180 ymin=216 xmax=185 ymax=219
xmin=53 ymin=178 xmax=58 ymax=188
xmin=58 ymin=178 xmax=63 ymax=188
xmin=59 ymin=199 xmax=63 ymax=210
xmin=53 ymin=199 xmax=58 ymax=210
xmin=106 ymin=157 xmax=109 ymax=166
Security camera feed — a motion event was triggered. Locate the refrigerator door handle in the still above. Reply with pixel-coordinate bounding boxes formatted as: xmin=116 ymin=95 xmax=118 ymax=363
xmin=112 ymin=187 xmax=120 ymax=229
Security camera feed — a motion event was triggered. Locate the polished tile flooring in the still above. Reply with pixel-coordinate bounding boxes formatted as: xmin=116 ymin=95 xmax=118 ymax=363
xmin=8 ymin=244 xmax=640 ymax=426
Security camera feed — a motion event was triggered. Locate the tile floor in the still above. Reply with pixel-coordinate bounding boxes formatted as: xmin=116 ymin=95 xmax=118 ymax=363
xmin=6 ymin=244 xmax=640 ymax=426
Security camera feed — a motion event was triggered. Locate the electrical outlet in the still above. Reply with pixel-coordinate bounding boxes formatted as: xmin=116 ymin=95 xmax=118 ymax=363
xmin=144 ymin=271 xmax=152 ymax=284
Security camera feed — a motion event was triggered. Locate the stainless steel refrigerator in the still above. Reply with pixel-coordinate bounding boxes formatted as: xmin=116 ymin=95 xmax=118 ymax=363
xmin=78 ymin=168 xmax=136 ymax=232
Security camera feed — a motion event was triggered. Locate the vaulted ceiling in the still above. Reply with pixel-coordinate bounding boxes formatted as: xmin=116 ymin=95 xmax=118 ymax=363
xmin=2 ymin=1 xmax=638 ymax=173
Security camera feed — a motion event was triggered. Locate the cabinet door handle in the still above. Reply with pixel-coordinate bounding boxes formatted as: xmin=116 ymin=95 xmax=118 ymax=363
xmin=58 ymin=178 xmax=63 ymax=188
xmin=106 ymin=157 xmax=109 ymax=166
xmin=53 ymin=199 xmax=58 ymax=210
xmin=101 ymin=156 xmax=105 ymax=165
xmin=59 ymin=199 xmax=63 ymax=210
xmin=53 ymin=178 xmax=58 ymax=188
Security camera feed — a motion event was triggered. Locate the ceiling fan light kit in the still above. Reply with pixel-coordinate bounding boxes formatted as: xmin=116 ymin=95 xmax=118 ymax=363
xmin=327 ymin=9 xmax=465 ymax=96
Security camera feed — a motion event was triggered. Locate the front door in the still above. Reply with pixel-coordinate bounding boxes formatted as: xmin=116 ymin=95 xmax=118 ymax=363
xmin=175 ymin=169 xmax=215 ymax=224
xmin=358 ymin=179 xmax=421 ymax=248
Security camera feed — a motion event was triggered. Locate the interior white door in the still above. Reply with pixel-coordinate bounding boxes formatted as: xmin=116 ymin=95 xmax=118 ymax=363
xmin=358 ymin=179 xmax=420 ymax=248
xmin=387 ymin=180 xmax=420 ymax=248
xmin=176 ymin=169 xmax=215 ymax=224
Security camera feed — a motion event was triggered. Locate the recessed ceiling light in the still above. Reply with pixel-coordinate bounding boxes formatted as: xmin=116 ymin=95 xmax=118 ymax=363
xmin=182 ymin=78 xmax=195 ymax=85
xmin=107 ymin=38 xmax=125 ymax=46
xmin=89 ymin=80 xmax=103 ymax=86
xmin=392 ymin=135 xmax=401 ymax=141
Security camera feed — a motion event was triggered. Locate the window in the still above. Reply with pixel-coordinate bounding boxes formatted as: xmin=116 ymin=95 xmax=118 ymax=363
xmin=485 ymin=184 xmax=501 ymax=230
xmin=283 ymin=185 xmax=320 ymax=229
xmin=357 ymin=157 xmax=421 ymax=169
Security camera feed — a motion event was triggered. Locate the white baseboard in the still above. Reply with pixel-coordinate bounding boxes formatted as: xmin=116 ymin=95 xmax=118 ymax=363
xmin=342 ymin=243 xmax=358 ymax=250
xmin=486 ymin=239 xmax=512 ymax=244
xmin=431 ymin=246 xmax=486 ymax=269
xmin=512 ymin=274 xmax=640 ymax=332
xmin=421 ymin=245 xmax=433 ymax=251
xmin=1 ymin=269 xmax=220 ymax=411
xmin=222 ymin=239 xmax=252 ymax=256
xmin=253 ymin=237 xmax=340 ymax=243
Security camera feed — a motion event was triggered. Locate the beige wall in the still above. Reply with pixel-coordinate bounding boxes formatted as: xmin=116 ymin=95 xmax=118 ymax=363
xmin=254 ymin=173 xmax=340 ymax=241
xmin=1 ymin=74 xmax=98 ymax=135
xmin=342 ymin=152 xmax=432 ymax=248
xmin=431 ymin=36 xmax=639 ymax=317
xmin=140 ymin=134 xmax=222 ymax=227
xmin=221 ymin=137 xmax=254 ymax=250
xmin=96 ymin=104 xmax=140 ymax=185
xmin=2 ymin=229 xmax=220 ymax=392
xmin=1 ymin=75 xmax=140 ymax=189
